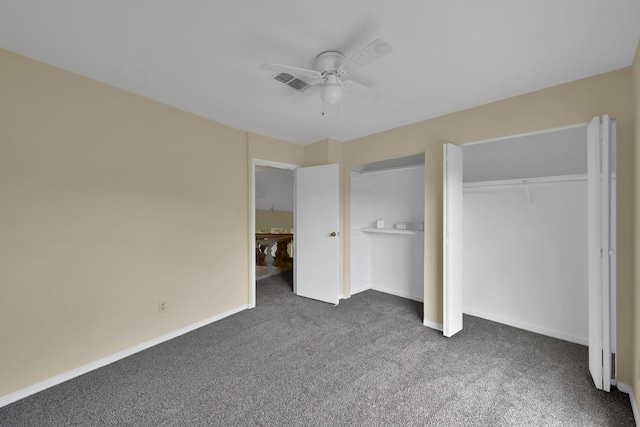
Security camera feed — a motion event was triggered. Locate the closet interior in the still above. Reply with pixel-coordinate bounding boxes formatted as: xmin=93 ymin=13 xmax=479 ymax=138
xmin=461 ymin=124 xmax=615 ymax=345
xmin=350 ymin=153 xmax=425 ymax=302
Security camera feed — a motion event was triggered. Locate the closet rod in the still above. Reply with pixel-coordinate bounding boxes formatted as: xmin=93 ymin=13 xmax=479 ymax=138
xmin=463 ymin=174 xmax=587 ymax=189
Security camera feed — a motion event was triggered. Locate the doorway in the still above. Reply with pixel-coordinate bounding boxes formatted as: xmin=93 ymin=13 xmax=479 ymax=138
xmin=249 ymin=159 xmax=298 ymax=308
xmin=249 ymin=160 xmax=342 ymax=308
xmin=254 ymin=165 xmax=294 ymax=280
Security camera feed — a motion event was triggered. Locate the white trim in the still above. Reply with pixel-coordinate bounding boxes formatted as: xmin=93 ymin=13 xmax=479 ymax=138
xmin=0 ymin=304 xmax=248 ymax=408
xmin=253 ymin=159 xmax=300 ymax=170
xmin=249 ymin=159 xmax=257 ymax=309
xmin=351 ymin=284 xmax=422 ymax=303
xmin=616 ymin=382 xmax=638 ymax=425
xmin=463 ymin=309 xmax=588 ymax=346
xmin=461 ymin=122 xmax=588 ymax=147
xmin=357 ymin=164 xmax=424 ymax=175
xmin=423 ymin=319 xmax=443 ymax=331
xmin=371 ymin=284 xmax=423 ymax=303
xmin=350 ymin=284 xmax=372 ymax=295
xmin=360 ymin=227 xmax=423 ymax=235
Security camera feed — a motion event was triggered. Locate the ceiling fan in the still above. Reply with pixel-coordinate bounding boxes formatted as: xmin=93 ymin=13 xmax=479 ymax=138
xmin=261 ymin=39 xmax=393 ymax=105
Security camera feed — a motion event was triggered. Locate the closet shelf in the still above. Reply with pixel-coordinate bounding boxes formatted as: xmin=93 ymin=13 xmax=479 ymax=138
xmin=360 ymin=227 xmax=423 ymax=235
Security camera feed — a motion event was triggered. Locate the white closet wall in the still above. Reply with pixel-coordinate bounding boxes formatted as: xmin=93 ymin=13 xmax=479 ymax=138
xmin=369 ymin=167 xmax=425 ymax=227
xmin=351 ymin=173 xmax=372 ymax=294
xmin=462 ymin=178 xmax=588 ymax=344
xmin=350 ymin=166 xmax=424 ymax=301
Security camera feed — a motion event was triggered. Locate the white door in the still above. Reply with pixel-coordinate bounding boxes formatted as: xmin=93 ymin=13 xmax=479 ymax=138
xmin=443 ymin=143 xmax=463 ymax=337
xmin=295 ymin=163 xmax=340 ymax=304
xmin=587 ymin=115 xmax=611 ymax=391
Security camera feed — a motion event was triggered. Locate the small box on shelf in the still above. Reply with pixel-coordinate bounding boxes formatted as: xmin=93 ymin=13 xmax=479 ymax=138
xmin=395 ymin=222 xmax=410 ymax=230
xmin=374 ymin=220 xmax=385 ymax=229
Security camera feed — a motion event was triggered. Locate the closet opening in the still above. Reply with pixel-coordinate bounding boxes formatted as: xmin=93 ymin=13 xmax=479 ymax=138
xmin=460 ymin=121 xmax=617 ymax=359
xmin=350 ymin=153 xmax=425 ymax=319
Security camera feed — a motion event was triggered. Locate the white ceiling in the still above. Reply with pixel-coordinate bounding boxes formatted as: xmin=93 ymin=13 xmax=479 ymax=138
xmin=1 ymin=1 xmax=639 ymax=145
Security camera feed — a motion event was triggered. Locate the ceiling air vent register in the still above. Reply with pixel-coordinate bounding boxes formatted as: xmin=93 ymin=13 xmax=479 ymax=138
xmin=274 ymin=73 xmax=309 ymax=91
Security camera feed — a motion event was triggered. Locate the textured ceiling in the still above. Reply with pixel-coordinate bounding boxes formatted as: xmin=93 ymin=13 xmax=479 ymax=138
xmin=1 ymin=1 xmax=639 ymax=144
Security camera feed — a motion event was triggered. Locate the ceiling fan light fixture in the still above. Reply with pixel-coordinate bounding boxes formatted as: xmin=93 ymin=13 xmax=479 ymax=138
xmin=321 ymin=83 xmax=343 ymax=104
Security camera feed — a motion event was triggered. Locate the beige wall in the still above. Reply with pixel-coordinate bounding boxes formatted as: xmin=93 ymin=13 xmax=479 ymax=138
xmin=343 ymin=67 xmax=635 ymax=384
xmin=632 ymin=40 xmax=640 ymax=410
xmin=303 ymin=138 xmax=343 ymax=166
xmin=255 ymin=209 xmax=293 ymax=231
xmin=248 ymin=132 xmax=304 ymax=167
xmin=0 ymin=49 xmax=291 ymax=397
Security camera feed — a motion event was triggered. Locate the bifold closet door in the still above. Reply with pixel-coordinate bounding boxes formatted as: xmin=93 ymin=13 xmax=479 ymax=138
xmin=443 ymin=143 xmax=463 ymax=337
xmin=587 ymin=115 xmax=611 ymax=392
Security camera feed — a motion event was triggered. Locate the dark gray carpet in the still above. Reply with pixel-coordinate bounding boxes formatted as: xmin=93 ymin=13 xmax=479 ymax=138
xmin=0 ymin=271 xmax=635 ymax=426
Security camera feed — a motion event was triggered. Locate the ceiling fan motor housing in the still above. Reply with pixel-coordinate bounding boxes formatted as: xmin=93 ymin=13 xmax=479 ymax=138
xmin=316 ymin=51 xmax=345 ymax=74
xmin=316 ymin=52 xmax=345 ymax=104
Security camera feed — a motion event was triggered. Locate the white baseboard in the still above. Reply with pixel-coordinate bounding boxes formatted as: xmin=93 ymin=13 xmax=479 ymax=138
xmin=463 ymin=308 xmax=588 ymax=346
xmin=371 ymin=284 xmax=423 ymax=303
xmin=0 ymin=304 xmax=249 ymax=409
xmin=350 ymin=284 xmax=372 ymax=295
xmin=616 ymin=382 xmax=638 ymax=426
xmin=423 ymin=318 xmax=443 ymax=331
xmin=350 ymin=284 xmax=423 ymax=304
xmin=352 ymin=284 xmax=438 ymax=331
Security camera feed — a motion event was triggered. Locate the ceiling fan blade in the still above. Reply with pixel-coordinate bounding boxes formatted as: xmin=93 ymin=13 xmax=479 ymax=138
xmin=342 ymin=80 xmax=380 ymax=103
xmin=338 ymin=39 xmax=393 ymax=75
xmin=261 ymin=63 xmax=322 ymax=78
xmin=291 ymin=83 xmax=321 ymax=104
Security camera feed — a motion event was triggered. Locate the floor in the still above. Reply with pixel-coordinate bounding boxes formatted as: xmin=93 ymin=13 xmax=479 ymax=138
xmin=0 ymin=271 xmax=635 ymax=426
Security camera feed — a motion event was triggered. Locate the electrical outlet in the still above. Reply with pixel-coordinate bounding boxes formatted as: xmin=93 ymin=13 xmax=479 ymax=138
xmin=158 ymin=300 xmax=168 ymax=314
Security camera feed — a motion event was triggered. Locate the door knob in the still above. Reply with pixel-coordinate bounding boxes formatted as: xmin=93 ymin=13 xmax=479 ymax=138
xmin=330 ymin=232 xmax=337 ymax=237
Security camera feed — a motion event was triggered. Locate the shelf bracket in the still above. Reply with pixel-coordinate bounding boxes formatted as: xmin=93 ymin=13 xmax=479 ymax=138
xmin=523 ymin=180 xmax=532 ymax=203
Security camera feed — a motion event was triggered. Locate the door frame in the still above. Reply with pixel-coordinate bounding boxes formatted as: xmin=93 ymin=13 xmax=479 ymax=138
xmin=249 ymin=158 xmax=299 ymax=308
